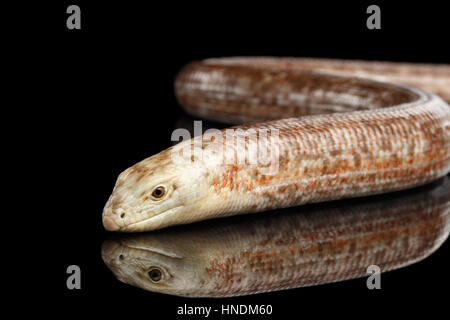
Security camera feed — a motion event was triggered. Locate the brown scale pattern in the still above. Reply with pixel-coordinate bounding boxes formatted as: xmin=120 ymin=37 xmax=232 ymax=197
xmin=201 ymin=57 xmax=450 ymax=103
xmin=174 ymin=58 xmax=450 ymax=218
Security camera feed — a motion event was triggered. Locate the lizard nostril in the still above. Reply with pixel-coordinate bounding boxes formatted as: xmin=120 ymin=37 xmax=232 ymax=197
xmin=120 ymin=213 xmax=126 ymax=218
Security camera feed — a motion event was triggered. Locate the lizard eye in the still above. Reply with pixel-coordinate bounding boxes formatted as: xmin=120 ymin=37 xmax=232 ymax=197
xmin=148 ymin=267 xmax=162 ymax=282
xmin=151 ymin=186 xmax=166 ymax=199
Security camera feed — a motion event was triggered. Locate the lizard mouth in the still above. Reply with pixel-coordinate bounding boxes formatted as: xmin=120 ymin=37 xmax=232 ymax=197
xmin=121 ymin=205 xmax=184 ymax=232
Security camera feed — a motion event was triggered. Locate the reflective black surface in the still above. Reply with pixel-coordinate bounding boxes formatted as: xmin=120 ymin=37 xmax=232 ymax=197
xmin=102 ymin=177 xmax=449 ymax=297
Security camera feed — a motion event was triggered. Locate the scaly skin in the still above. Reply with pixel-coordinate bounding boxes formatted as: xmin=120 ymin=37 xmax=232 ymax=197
xmin=102 ymin=58 xmax=450 ymax=232
xmin=200 ymin=57 xmax=450 ymax=103
xmin=101 ymin=177 xmax=450 ymax=297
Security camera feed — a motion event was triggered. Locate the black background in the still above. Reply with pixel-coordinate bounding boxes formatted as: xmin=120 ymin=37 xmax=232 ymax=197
xmin=29 ymin=1 xmax=449 ymax=318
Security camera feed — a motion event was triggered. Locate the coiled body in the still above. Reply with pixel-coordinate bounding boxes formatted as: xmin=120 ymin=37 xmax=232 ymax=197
xmin=102 ymin=57 xmax=450 ymax=232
